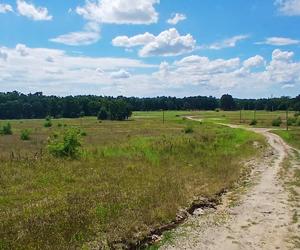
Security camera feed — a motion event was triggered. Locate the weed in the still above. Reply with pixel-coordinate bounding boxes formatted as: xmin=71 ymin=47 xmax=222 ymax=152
xmin=20 ymin=129 xmax=30 ymax=140
xmin=0 ymin=123 xmax=12 ymax=135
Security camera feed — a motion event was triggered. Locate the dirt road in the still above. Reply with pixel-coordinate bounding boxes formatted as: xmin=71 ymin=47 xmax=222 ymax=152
xmin=162 ymin=123 xmax=299 ymax=250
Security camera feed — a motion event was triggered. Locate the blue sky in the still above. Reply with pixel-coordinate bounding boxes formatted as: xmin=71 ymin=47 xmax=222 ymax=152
xmin=0 ymin=0 xmax=300 ymax=98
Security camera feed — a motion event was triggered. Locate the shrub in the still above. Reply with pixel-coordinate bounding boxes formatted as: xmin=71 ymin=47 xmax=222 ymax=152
xmin=295 ymin=112 xmax=300 ymax=117
xmin=297 ymin=118 xmax=300 ymax=126
xmin=272 ymin=117 xmax=282 ymax=127
xmin=249 ymin=119 xmax=257 ymax=126
xmin=0 ymin=123 xmax=12 ymax=135
xmin=57 ymin=123 xmax=63 ymax=128
xmin=47 ymin=128 xmax=82 ymax=158
xmin=20 ymin=129 xmax=30 ymax=140
xmin=80 ymin=130 xmax=87 ymax=137
xmin=44 ymin=116 xmax=52 ymax=128
xmin=183 ymin=126 xmax=194 ymax=134
xmin=287 ymin=117 xmax=296 ymax=126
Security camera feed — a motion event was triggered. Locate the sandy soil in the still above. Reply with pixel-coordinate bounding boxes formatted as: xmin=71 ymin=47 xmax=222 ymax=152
xmin=161 ymin=123 xmax=299 ymax=250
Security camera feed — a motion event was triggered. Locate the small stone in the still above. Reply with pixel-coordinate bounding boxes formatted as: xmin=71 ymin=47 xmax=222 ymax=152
xmin=193 ymin=208 xmax=205 ymax=216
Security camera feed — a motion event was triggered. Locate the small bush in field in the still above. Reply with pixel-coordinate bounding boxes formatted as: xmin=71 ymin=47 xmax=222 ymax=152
xmin=57 ymin=123 xmax=63 ymax=128
xmin=80 ymin=130 xmax=87 ymax=136
xmin=183 ymin=126 xmax=194 ymax=134
xmin=44 ymin=116 xmax=52 ymax=128
xmin=47 ymin=128 xmax=82 ymax=158
xmin=272 ymin=117 xmax=282 ymax=127
xmin=0 ymin=123 xmax=12 ymax=135
xmin=287 ymin=117 xmax=296 ymax=126
xmin=297 ymin=118 xmax=300 ymax=126
xmin=20 ymin=129 xmax=30 ymax=140
xmin=250 ymin=119 xmax=257 ymax=126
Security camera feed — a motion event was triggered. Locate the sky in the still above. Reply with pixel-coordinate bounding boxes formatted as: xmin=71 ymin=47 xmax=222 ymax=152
xmin=0 ymin=0 xmax=300 ymax=98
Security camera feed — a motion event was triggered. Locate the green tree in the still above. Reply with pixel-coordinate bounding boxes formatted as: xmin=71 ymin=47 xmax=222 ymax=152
xmin=220 ymin=94 xmax=236 ymax=111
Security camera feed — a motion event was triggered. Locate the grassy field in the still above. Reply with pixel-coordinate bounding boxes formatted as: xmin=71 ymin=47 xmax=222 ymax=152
xmin=0 ymin=112 xmax=265 ymax=249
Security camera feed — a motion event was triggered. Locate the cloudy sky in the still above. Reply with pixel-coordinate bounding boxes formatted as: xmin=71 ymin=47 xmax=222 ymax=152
xmin=0 ymin=0 xmax=300 ymax=98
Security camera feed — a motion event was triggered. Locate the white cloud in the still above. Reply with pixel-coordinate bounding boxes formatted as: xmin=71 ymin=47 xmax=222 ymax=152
xmin=204 ymin=35 xmax=249 ymax=50
xmin=256 ymin=37 xmax=300 ymax=46
xmin=167 ymin=13 xmax=186 ymax=25
xmin=112 ymin=32 xmax=155 ymax=48
xmin=113 ymin=28 xmax=196 ymax=57
xmin=17 ymin=0 xmax=52 ymax=21
xmin=243 ymin=55 xmax=265 ymax=68
xmin=0 ymin=50 xmax=8 ymax=61
xmin=0 ymin=3 xmax=13 ymax=13
xmin=76 ymin=0 xmax=159 ymax=24
xmin=282 ymin=84 xmax=295 ymax=88
xmin=16 ymin=44 xmax=29 ymax=56
xmin=275 ymin=0 xmax=300 ymax=16
xmin=272 ymin=48 xmax=294 ymax=61
xmin=50 ymin=22 xmax=101 ymax=46
xmin=110 ymin=69 xmax=131 ymax=79
xmin=1 ymin=45 xmax=299 ymax=98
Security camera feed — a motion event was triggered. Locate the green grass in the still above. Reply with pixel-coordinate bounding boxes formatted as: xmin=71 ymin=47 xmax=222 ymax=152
xmin=0 ymin=112 xmax=265 ymax=249
xmin=272 ymin=130 xmax=300 ymax=150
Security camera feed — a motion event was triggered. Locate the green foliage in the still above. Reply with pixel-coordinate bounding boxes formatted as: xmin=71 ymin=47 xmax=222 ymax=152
xmin=287 ymin=117 xmax=297 ymax=126
xmin=183 ymin=126 xmax=194 ymax=134
xmin=250 ymin=119 xmax=257 ymax=126
xmin=220 ymin=94 xmax=236 ymax=111
xmin=0 ymin=123 xmax=12 ymax=135
xmin=47 ymin=128 xmax=82 ymax=158
xmin=272 ymin=117 xmax=282 ymax=127
xmin=20 ymin=129 xmax=30 ymax=140
xmin=44 ymin=116 xmax=52 ymax=128
xmin=97 ymin=107 xmax=109 ymax=120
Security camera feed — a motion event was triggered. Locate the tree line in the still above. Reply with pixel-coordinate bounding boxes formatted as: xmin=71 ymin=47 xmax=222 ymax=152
xmin=0 ymin=91 xmax=299 ymax=120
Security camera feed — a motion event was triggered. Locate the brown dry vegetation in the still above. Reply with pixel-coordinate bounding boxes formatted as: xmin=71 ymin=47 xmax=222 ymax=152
xmin=0 ymin=113 xmax=264 ymax=249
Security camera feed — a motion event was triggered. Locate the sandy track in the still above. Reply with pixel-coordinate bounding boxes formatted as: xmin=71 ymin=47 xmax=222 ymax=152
xmin=162 ymin=123 xmax=297 ymax=250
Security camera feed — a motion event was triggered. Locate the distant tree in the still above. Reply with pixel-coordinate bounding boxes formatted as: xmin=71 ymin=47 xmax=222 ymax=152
xmin=220 ymin=94 xmax=236 ymax=111
xmin=97 ymin=108 xmax=108 ymax=120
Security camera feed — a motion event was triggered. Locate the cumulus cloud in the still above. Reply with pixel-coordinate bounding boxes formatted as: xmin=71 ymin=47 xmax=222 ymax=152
xmin=275 ymin=0 xmax=300 ymax=16
xmin=76 ymin=0 xmax=159 ymax=24
xmin=112 ymin=32 xmax=155 ymax=48
xmin=243 ymin=55 xmax=265 ymax=68
xmin=204 ymin=35 xmax=249 ymax=50
xmin=110 ymin=69 xmax=131 ymax=79
xmin=50 ymin=22 xmax=101 ymax=46
xmin=0 ymin=3 xmax=13 ymax=13
xmin=17 ymin=0 xmax=52 ymax=21
xmin=0 ymin=50 xmax=8 ymax=61
xmin=16 ymin=44 xmax=29 ymax=56
xmin=272 ymin=48 xmax=294 ymax=61
xmin=256 ymin=37 xmax=300 ymax=46
xmin=1 ymin=44 xmax=299 ymax=97
xmin=167 ymin=13 xmax=186 ymax=25
xmin=113 ymin=28 xmax=196 ymax=57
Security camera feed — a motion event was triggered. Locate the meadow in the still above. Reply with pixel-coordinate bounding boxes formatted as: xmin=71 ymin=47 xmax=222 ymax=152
xmin=0 ymin=111 xmax=268 ymax=249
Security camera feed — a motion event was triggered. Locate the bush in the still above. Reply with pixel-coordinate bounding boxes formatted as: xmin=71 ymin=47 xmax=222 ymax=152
xmin=249 ymin=119 xmax=257 ymax=126
xmin=44 ymin=116 xmax=52 ymax=128
xmin=47 ymin=128 xmax=82 ymax=159
xmin=183 ymin=126 xmax=194 ymax=134
xmin=20 ymin=129 xmax=30 ymax=140
xmin=295 ymin=112 xmax=300 ymax=117
xmin=297 ymin=118 xmax=300 ymax=126
xmin=272 ymin=117 xmax=282 ymax=127
xmin=0 ymin=123 xmax=12 ymax=135
xmin=287 ymin=117 xmax=296 ymax=126
xmin=80 ymin=130 xmax=87 ymax=137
